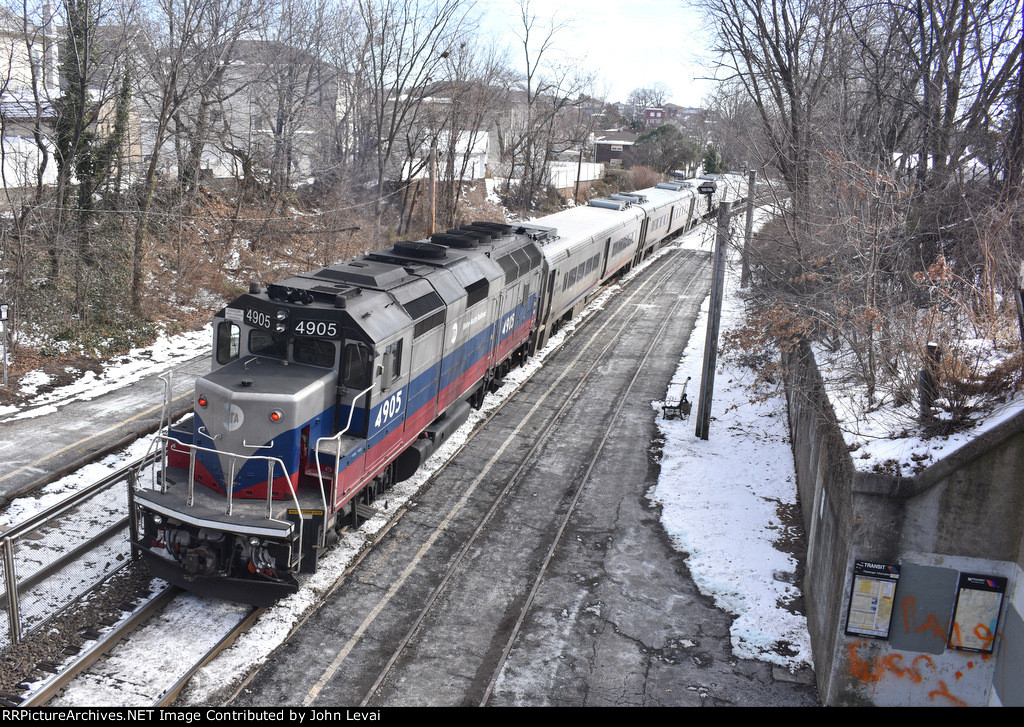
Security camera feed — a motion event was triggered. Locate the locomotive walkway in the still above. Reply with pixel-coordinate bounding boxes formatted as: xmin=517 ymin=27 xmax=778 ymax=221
xmin=225 ymin=244 xmax=819 ymax=707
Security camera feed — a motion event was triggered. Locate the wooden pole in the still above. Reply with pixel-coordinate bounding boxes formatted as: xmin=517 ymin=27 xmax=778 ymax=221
xmin=741 ymin=169 xmax=756 ymax=287
xmin=695 ymin=201 xmax=732 ymax=440
xmin=429 ymin=140 xmax=437 ymax=236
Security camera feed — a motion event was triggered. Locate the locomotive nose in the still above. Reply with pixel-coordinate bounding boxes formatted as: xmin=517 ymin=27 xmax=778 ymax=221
xmin=194 ymin=357 xmax=338 ymax=494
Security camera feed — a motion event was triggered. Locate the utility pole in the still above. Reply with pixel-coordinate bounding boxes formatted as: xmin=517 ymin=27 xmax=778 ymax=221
xmin=574 ymin=144 xmax=584 ymax=204
xmin=1 ymin=303 xmax=9 ymax=387
xmin=695 ymin=201 xmax=732 ymax=440
xmin=740 ymin=169 xmax=756 ymax=287
xmin=429 ymin=140 xmax=437 ymax=236
xmin=1014 ymin=262 xmax=1024 ymax=348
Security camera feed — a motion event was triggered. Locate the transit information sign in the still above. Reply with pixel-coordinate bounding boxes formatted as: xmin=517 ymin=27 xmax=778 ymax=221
xmin=845 ymin=560 xmax=900 ymax=639
xmin=948 ymin=573 xmax=1006 ymax=653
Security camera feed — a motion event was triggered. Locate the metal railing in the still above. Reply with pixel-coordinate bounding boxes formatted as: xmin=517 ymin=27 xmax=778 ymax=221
xmin=136 ymin=433 xmax=306 ymax=572
xmin=0 ymin=454 xmax=157 ymax=650
xmin=139 ymin=370 xmax=307 ymax=548
xmin=313 ymin=384 xmax=373 ymax=545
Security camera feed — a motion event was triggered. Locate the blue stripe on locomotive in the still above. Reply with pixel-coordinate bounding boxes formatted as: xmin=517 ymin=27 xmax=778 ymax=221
xmin=193 ymin=406 xmax=336 ymax=494
xmin=329 ymin=291 xmax=538 ymax=470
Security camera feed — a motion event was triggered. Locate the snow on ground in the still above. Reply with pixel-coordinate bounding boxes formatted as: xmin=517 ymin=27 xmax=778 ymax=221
xmin=650 ymin=213 xmax=813 ymax=671
xmin=0 ymin=326 xmax=212 ymax=422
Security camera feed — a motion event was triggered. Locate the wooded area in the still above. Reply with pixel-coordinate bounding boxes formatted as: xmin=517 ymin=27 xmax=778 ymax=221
xmin=707 ymin=0 xmax=1023 ymax=428
xmin=0 ymin=0 xmax=622 ymax=365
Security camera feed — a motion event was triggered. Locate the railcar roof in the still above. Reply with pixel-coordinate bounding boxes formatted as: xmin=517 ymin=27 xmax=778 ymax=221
xmin=530 ymin=205 xmax=643 ymax=246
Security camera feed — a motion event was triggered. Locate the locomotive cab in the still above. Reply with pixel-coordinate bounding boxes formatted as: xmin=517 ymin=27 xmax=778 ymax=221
xmin=134 ymin=298 xmax=383 ymax=604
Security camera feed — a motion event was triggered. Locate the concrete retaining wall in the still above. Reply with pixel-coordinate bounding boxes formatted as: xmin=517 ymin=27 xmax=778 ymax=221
xmin=784 ymin=340 xmax=1024 ymax=706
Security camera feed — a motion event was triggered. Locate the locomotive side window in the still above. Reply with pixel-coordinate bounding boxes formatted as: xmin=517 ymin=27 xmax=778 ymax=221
xmin=382 ymin=340 xmax=403 ymax=389
xmin=343 ymin=342 xmax=372 ymax=389
xmin=216 ymin=321 xmax=240 ymax=365
xmin=249 ymin=329 xmax=288 ymax=359
xmin=293 ymin=338 xmax=336 ymax=368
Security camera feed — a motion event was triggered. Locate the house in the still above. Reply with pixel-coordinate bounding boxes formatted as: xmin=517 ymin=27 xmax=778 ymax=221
xmin=0 ymin=8 xmax=59 ymax=193
xmin=402 ymin=129 xmax=491 ymax=182
xmin=642 ymin=107 xmax=665 ymax=128
xmin=594 ymin=130 xmax=638 ymax=166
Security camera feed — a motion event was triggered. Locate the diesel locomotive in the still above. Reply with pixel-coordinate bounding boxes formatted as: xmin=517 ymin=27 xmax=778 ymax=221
xmin=131 ymin=173 xmax=747 ymax=605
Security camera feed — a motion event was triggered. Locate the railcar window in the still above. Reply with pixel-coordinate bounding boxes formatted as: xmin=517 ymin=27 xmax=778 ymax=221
xmin=249 ymin=329 xmax=288 ymax=359
xmin=216 ymin=321 xmax=240 ymax=365
xmin=293 ymin=338 xmax=336 ymax=368
xmin=342 ymin=342 xmax=372 ymax=389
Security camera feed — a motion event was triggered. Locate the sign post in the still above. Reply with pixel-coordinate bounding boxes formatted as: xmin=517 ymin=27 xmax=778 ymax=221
xmin=0 ymin=303 xmax=8 ymax=387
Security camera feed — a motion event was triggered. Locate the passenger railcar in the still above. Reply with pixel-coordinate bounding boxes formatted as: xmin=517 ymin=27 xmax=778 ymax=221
xmin=132 ymin=173 xmax=748 ymax=605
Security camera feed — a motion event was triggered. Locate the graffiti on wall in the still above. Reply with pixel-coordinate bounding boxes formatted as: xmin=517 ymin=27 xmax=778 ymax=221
xmin=847 ymin=639 xmax=972 ymax=706
xmin=844 ymin=562 xmax=1007 ymax=706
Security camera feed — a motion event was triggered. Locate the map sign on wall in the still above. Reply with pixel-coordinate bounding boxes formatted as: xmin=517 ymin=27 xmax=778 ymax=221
xmin=948 ymin=573 xmax=1006 ymax=654
xmin=845 ymin=560 xmax=900 ymax=639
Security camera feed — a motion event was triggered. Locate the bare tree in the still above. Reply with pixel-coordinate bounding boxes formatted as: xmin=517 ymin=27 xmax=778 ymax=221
xmin=429 ymin=40 xmax=513 ymax=227
xmin=624 ymin=83 xmax=670 ymax=126
xmin=355 ymin=0 xmax=472 ymax=219
xmin=130 ymin=0 xmax=261 ymax=315
xmin=498 ymin=0 xmax=593 ymax=209
xmin=703 ymin=0 xmax=846 ymax=221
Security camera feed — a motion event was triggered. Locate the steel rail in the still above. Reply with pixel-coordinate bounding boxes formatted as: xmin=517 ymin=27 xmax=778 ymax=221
xmin=155 ymin=605 xmax=264 ymax=707
xmin=479 ymin=256 xmax=705 ymax=705
xmin=20 ymin=585 xmax=180 ymax=706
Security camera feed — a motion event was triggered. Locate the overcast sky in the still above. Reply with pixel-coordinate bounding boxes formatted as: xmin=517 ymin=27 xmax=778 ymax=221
xmin=478 ymin=0 xmax=718 ymax=108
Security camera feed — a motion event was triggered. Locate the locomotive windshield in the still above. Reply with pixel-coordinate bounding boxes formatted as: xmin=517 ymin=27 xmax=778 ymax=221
xmin=294 ymin=338 xmax=336 ymax=367
xmin=244 ymin=329 xmax=338 ymax=369
xmin=249 ymin=329 xmax=288 ymax=358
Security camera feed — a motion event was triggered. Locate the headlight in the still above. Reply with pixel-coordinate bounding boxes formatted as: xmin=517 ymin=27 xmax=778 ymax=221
xmin=270 ymin=409 xmax=283 ymax=422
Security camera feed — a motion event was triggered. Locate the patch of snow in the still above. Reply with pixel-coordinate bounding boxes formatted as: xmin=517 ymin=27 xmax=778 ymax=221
xmin=19 ymin=370 xmax=52 ymax=396
xmin=819 ymin=352 xmax=1024 ymax=477
xmin=1 ymin=325 xmax=212 ymax=424
xmin=650 ymin=208 xmax=813 ymax=672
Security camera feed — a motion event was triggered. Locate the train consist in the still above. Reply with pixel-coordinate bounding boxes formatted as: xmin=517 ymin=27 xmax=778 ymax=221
xmin=132 ymin=172 xmax=748 ymax=604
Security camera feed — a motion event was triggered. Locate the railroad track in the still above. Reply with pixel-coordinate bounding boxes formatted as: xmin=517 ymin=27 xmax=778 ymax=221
xmin=20 ymin=584 xmax=263 ymax=707
xmin=214 ymin=238 xmax=710 ymax=706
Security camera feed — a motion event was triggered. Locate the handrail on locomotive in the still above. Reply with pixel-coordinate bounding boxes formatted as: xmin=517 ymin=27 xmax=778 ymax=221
xmin=136 ymin=372 xmax=306 ymax=557
xmin=312 ymin=382 xmax=375 ymax=546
